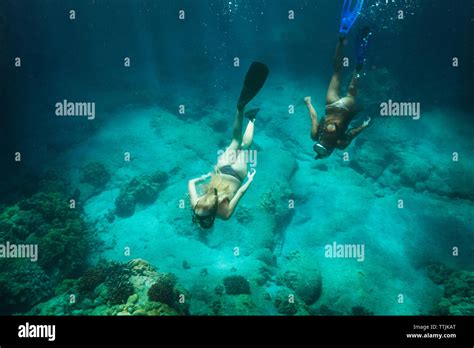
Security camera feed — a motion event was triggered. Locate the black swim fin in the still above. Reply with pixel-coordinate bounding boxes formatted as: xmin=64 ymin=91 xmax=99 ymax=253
xmin=244 ymin=108 xmax=260 ymax=121
xmin=237 ymin=62 xmax=269 ymax=110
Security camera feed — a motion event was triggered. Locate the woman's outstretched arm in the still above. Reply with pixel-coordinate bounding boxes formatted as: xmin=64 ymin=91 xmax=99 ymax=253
xmin=337 ymin=117 xmax=371 ymax=149
xmin=304 ymin=97 xmax=319 ymax=140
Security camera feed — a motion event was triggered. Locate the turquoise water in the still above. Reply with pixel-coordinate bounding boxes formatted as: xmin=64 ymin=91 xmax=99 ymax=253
xmin=0 ymin=0 xmax=473 ymax=316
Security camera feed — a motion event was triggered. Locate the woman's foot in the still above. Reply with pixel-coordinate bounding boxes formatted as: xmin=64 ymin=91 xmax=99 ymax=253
xmin=304 ymin=96 xmax=312 ymax=105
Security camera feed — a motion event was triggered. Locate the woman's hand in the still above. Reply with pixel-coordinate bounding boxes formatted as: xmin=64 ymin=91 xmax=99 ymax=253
xmin=247 ymin=168 xmax=257 ymax=181
xmin=200 ymin=172 xmax=212 ymax=180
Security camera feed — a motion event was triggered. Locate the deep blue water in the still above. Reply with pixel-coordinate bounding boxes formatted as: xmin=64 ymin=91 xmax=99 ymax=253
xmin=0 ymin=0 xmax=473 ymax=316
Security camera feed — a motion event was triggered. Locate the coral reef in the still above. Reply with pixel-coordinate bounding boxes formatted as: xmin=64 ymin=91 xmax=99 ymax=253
xmin=0 ymin=260 xmax=53 ymax=314
xmin=437 ymin=271 xmax=474 ymax=316
xmin=274 ymin=288 xmax=309 ymax=315
xmin=223 ymin=275 xmax=251 ymax=295
xmin=277 ymin=253 xmax=322 ymax=305
xmin=426 ymin=263 xmax=454 ymax=285
xmin=77 ymin=264 xmax=107 ymax=295
xmin=104 ymin=262 xmax=134 ymax=305
xmin=80 ymin=161 xmax=111 ymax=188
xmin=0 ymin=190 xmax=90 ymax=314
xmin=115 ymin=191 xmax=136 ymax=217
xmin=259 ymin=182 xmax=293 ymax=226
xmin=28 ymin=259 xmax=189 ymax=316
xmin=148 ymin=273 xmax=177 ymax=306
xmin=115 ymin=172 xmax=168 ymax=217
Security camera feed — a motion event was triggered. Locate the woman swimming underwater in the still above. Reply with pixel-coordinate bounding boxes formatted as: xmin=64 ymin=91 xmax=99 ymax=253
xmin=305 ymin=0 xmax=372 ymax=160
xmin=188 ymin=62 xmax=269 ymax=229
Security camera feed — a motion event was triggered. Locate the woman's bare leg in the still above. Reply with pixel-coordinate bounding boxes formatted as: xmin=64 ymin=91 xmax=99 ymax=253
xmin=326 ymin=37 xmax=345 ymax=104
xmin=347 ymin=70 xmax=360 ymax=98
xmin=338 ymin=70 xmax=361 ymax=112
xmin=241 ymin=120 xmax=255 ymax=149
xmin=304 ymin=96 xmax=319 ymax=140
xmin=217 ymin=108 xmax=245 ymax=166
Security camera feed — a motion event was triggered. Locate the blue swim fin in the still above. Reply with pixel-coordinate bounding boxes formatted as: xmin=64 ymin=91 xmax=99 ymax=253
xmin=339 ymin=0 xmax=364 ymax=35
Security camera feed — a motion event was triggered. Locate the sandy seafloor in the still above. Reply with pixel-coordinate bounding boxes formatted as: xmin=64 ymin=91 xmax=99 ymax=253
xmin=14 ymin=70 xmax=473 ymax=316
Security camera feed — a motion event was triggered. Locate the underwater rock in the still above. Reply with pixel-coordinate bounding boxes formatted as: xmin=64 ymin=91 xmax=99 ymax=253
xmin=115 ymin=172 xmax=168 ymax=217
xmin=277 ymin=253 xmax=322 ymax=305
xmin=77 ymin=265 xmax=107 ymax=296
xmin=223 ymin=275 xmax=251 ymax=295
xmin=28 ymin=259 xmax=189 ymax=316
xmin=253 ymin=248 xmax=276 ymax=266
xmin=390 ymin=152 xmax=433 ymax=189
xmin=80 ymin=162 xmax=111 ymax=188
xmin=349 ymin=140 xmax=392 ymax=179
xmin=0 ymin=190 xmax=90 ymax=314
xmin=437 ymin=271 xmax=474 ymax=316
xmin=314 ymin=163 xmax=329 ymax=172
xmin=115 ymin=191 xmax=136 ymax=217
xmin=251 ymin=265 xmax=274 ymax=287
xmin=443 ymin=271 xmax=474 ymax=299
xmin=371 ymin=141 xmax=474 ymax=201
xmin=104 ymin=262 xmax=134 ymax=305
xmin=426 ymin=263 xmax=454 ymax=285
xmin=274 ymin=288 xmax=309 ymax=316
xmin=213 ymin=294 xmax=257 ymax=315
xmin=0 ymin=260 xmax=53 ymax=314
xmin=182 ymin=260 xmax=191 ymax=269
xmin=235 ymin=206 xmax=253 ymax=225
xmin=430 ymin=161 xmax=474 ymax=201
xmin=140 ymin=301 xmax=180 ymax=316
xmin=257 ymin=181 xmax=294 ymax=251
xmin=148 ymin=273 xmax=178 ymax=306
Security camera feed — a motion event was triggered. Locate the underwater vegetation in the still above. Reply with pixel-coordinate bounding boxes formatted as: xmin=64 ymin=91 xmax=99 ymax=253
xmin=223 ymin=275 xmax=251 ymax=295
xmin=0 ymin=178 xmax=90 ymax=314
xmin=76 ymin=161 xmax=112 ymax=202
xmin=425 ymin=263 xmax=474 ymax=316
xmin=437 ymin=271 xmax=474 ymax=316
xmin=28 ymin=259 xmax=189 ymax=316
xmin=80 ymin=161 xmax=111 ymax=189
xmin=148 ymin=273 xmax=176 ymax=305
xmin=115 ymin=171 xmax=169 ymax=217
